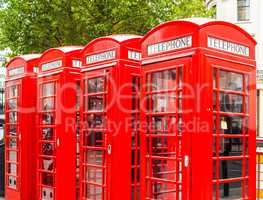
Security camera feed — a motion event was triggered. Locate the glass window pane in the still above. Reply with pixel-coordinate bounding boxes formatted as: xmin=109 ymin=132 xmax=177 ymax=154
xmin=8 ymin=99 xmax=17 ymax=110
xmin=219 ymin=93 xmax=243 ymax=113
xmin=9 ymin=138 xmax=17 ymax=149
xmin=219 ymin=181 xmax=242 ymax=199
xmin=42 ymin=112 xmax=54 ymax=125
xmin=152 ymin=94 xmax=167 ymax=113
xmin=9 ymin=125 xmax=17 ymax=136
xmin=9 ymin=86 xmax=18 ymax=98
xmin=220 ymin=137 xmax=243 ymax=156
xmin=152 ymin=71 xmax=163 ymax=91
xmin=42 ymin=143 xmax=55 ymax=155
xmin=88 ymin=77 xmax=105 ymax=93
xmin=42 ymin=128 xmax=54 ymax=140
xmin=42 ymin=98 xmax=54 ymax=110
xmin=213 ymin=69 xmax=217 ymax=88
xmin=220 ymin=116 xmax=243 ymax=134
xmin=9 ymin=112 xmax=17 ymax=123
xmin=43 ymin=83 xmax=55 ymax=97
xmin=87 ymin=114 xmax=105 ymax=128
xmin=220 ymin=160 xmax=242 ymax=179
xmin=163 ymin=69 xmax=176 ymax=90
xmin=220 ymin=71 xmax=243 ymax=91
xmin=83 ymin=131 xmax=103 ymax=147
xmin=85 ymin=150 xmax=103 ymax=165
xmin=88 ymin=95 xmax=104 ymax=111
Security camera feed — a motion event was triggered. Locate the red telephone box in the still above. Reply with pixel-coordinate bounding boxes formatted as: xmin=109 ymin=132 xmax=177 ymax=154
xmin=79 ymin=34 xmax=141 ymax=200
xmin=5 ymin=54 xmax=40 ymax=200
xmin=140 ymin=19 xmax=256 ymax=200
xmin=37 ymin=46 xmax=82 ymax=200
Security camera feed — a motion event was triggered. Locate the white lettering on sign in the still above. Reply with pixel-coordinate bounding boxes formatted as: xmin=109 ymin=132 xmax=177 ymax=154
xmin=147 ymin=35 xmax=192 ymax=55
xmin=128 ymin=50 xmax=141 ymax=60
xmin=72 ymin=60 xmax=82 ymax=67
xmin=8 ymin=66 xmax=25 ymax=76
xmin=42 ymin=60 xmax=62 ymax=71
xmin=86 ymin=50 xmax=116 ymax=64
xmin=208 ymin=36 xmax=250 ymax=57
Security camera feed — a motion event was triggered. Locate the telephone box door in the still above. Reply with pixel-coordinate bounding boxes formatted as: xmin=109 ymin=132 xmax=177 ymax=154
xmin=141 ymin=57 xmax=192 ymax=200
xmin=81 ymin=68 xmax=112 ymax=200
xmin=209 ymin=57 xmax=256 ymax=200
xmin=5 ymin=80 xmax=21 ymax=199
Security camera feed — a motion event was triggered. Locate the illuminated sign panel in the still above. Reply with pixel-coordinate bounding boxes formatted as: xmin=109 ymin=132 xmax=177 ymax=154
xmin=42 ymin=60 xmax=62 ymax=71
xmin=147 ymin=35 xmax=192 ymax=55
xmin=128 ymin=50 xmax=141 ymax=61
xmin=72 ymin=60 xmax=82 ymax=67
xmin=208 ymin=36 xmax=250 ymax=57
xmin=8 ymin=66 xmax=25 ymax=76
xmin=86 ymin=50 xmax=116 ymax=64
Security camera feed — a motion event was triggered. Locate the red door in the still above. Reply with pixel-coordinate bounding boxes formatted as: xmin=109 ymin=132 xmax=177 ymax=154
xmin=141 ymin=57 xmax=192 ymax=200
xmin=5 ymin=80 xmax=21 ymax=199
xmin=209 ymin=57 xmax=256 ymax=200
xmin=80 ymin=68 xmax=112 ymax=200
xmin=37 ymin=78 xmax=57 ymax=200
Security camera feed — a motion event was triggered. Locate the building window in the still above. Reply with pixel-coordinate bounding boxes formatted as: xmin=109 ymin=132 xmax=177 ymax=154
xmin=237 ymin=0 xmax=250 ymax=21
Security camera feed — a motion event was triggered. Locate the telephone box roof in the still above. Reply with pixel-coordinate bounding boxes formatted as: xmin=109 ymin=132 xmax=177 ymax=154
xmin=142 ymin=18 xmax=256 ymax=44
xmin=105 ymin=34 xmax=142 ymax=43
xmin=7 ymin=54 xmax=41 ymax=68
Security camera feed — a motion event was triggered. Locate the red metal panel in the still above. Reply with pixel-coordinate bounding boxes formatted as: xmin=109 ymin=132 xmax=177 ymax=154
xmin=5 ymin=55 xmax=40 ymax=200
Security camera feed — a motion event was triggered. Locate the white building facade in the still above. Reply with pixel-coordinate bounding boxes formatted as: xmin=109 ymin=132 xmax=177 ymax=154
xmin=206 ymin=0 xmax=263 ymax=137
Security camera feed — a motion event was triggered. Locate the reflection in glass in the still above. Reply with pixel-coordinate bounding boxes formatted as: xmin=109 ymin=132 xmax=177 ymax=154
xmin=42 ymin=128 xmax=54 ymax=140
xmin=9 ymin=86 xmax=18 ymax=98
xmin=42 ymin=98 xmax=54 ymax=110
xmin=43 ymin=83 xmax=55 ymax=97
xmin=87 ymin=114 xmax=104 ymax=128
xmin=8 ymin=99 xmax=17 ymax=110
xmin=42 ymin=172 xmax=53 ymax=186
xmin=220 ymin=160 xmax=242 ymax=179
xmin=220 ymin=116 xmax=243 ymax=134
xmin=85 ymin=150 xmax=103 ymax=165
xmin=9 ymin=151 xmax=17 ymax=162
xmin=88 ymin=96 xmax=104 ymax=111
xmin=9 ymin=112 xmax=17 ymax=123
xmin=151 ymin=70 xmax=177 ymax=91
xmin=8 ymin=163 xmax=17 ymax=175
xmin=220 ymin=71 xmax=243 ymax=91
xmin=42 ymin=113 xmax=54 ymax=124
xmin=84 ymin=131 xmax=103 ymax=147
xmin=42 ymin=159 xmax=54 ymax=171
xmin=42 ymin=143 xmax=54 ymax=155
xmin=220 ymin=93 xmax=243 ymax=113
xmin=9 ymin=138 xmax=17 ymax=149
xmin=220 ymin=137 xmax=243 ymax=156
xmin=86 ymin=168 xmax=103 ymax=184
xmin=88 ymin=77 xmax=104 ymax=93
xmin=152 ymin=72 xmax=163 ymax=91
xmin=219 ymin=182 xmax=242 ymax=199
xmin=9 ymin=125 xmax=17 ymax=136
xmin=152 ymin=94 xmax=167 ymax=113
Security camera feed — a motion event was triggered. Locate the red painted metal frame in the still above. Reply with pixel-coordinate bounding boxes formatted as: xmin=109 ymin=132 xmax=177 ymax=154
xmin=5 ymin=54 xmax=40 ymax=200
xmin=36 ymin=47 xmax=82 ymax=200
xmin=140 ymin=19 xmax=256 ymax=200
xmin=79 ymin=35 xmax=142 ymax=200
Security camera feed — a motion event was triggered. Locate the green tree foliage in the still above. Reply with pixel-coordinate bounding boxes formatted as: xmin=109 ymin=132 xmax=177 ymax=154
xmin=0 ymin=0 xmax=214 ymax=54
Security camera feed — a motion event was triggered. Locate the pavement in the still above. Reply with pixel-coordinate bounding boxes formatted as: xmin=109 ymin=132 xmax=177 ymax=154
xmin=0 ymin=197 xmax=4 ymax=200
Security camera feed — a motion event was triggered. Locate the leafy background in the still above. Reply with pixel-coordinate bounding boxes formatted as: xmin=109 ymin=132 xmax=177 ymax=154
xmin=0 ymin=0 xmax=214 ymax=55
